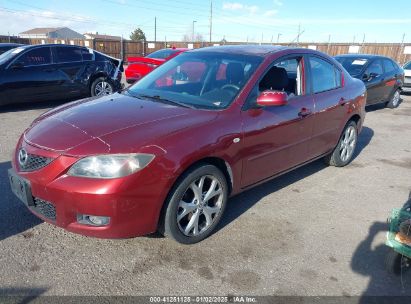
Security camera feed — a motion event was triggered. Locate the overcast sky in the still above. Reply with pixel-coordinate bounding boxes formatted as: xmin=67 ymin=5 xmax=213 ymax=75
xmin=0 ymin=0 xmax=410 ymax=43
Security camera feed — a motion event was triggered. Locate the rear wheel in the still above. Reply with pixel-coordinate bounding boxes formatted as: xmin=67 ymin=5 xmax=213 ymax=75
xmin=324 ymin=121 xmax=358 ymax=167
xmin=91 ymin=77 xmax=114 ymax=97
xmin=159 ymin=164 xmax=228 ymax=244
xmin=386 ymin=89 xmax=400 ymax=108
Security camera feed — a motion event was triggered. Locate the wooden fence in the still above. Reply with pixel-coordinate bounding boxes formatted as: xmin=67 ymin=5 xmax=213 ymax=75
xmin=1 ymin=36 xmax=411 ymax=64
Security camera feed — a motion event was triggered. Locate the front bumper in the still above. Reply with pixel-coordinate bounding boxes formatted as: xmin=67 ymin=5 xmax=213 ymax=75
xmin=10 ymin=141 xmax=173 ymax=239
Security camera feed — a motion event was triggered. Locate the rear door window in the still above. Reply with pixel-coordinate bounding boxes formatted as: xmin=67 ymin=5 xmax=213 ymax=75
xmin=365 ymin=60 xmax=383 ymax=76
xmin=81 ymin=48 xmax=94 ymax=61
xmin=55 ymin=46 xmax=82 ymax=63
xmin=18 ymin=47 xmax=52 ymax=66
xmin=382 ymin=59 xmax=396 ymax=74
xmin=309 ymin=56 xmax=341 ymax=93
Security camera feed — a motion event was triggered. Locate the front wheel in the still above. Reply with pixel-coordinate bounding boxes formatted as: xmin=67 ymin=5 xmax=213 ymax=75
xmin=324 ymin=121 xmax=358 ymax=167
xmin=385 ymin=250 xmax=410 ymax=275
xmin=386 ymin=89 xmax=400 ymax=109
xmin=91 ymin=77 xmax=114 ymax=97
xmin=160 ymin=164 xmax=228 ymax=244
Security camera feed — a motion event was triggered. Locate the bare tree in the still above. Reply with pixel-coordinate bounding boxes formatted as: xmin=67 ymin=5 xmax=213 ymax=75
xmin=181 ymin=33 xmax=205 ymax=42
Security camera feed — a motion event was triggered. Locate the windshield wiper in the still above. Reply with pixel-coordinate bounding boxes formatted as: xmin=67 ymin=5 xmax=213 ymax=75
xmin=137 ymin=94 xmax=195 ymax=109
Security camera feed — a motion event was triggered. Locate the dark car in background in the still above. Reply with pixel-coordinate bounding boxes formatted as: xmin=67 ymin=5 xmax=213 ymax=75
xmin=0 ymin=43 xmax=24 ymax=55
xmin=0 ymin=44 xmax=123 ymax=106
xmin=335 ymin=54 xmax=404 ymax=108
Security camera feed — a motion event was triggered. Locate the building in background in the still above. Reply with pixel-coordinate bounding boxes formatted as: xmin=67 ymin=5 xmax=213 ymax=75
xmin=84 ymin=32 xmax=121 ymax=41
xmin=19 ymin=27 xmax=85 ymax=39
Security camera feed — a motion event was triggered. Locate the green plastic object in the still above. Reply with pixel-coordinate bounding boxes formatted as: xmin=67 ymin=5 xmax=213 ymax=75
xmin=386 ymin=208 xmax=411 ymax=258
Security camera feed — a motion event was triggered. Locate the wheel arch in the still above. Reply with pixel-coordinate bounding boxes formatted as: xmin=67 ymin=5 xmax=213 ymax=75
xmin=89 ymin=72 xmax=109 ymax=88
xmin=156 ymin=156 xmax=234 ymax=232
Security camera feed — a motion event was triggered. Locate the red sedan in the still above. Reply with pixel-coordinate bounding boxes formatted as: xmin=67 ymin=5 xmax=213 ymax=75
xmin=125 ymin=47 xmax=188 ymax=83
xmin=9 ymin=45 xmax=366 ymax=244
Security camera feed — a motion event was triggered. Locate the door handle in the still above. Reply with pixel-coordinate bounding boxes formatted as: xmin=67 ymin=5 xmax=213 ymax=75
xmin=339 ymin=97 xmax=347 ymax=106
xmin=298 ymin=107 xmax=311 ymax=118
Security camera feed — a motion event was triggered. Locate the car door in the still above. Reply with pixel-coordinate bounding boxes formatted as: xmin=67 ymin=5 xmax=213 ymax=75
xmin=240 ymin=55 xmax=315 ymax=187
xmin=53 ymin=46 xmax=87 ymax=97
xmin=306 ymin=55 xmax=348 ymax=157
xmin=3 ymin=46 xmax=62 ymax=104
xmin=382 ymin=58 xmax=399 ymax=100
xmin=362 ymin=59 xmax=385 ymax=104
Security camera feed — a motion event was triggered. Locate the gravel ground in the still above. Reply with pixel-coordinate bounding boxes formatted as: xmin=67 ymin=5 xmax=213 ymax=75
xmin=0 ymin=92 xmax=410 ymax=298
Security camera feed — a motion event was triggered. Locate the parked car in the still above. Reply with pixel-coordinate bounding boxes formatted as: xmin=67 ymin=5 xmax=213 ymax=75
xmin=8 ymin=45 xmax=366 ymax=244
xmin=0 ymin=44 xmax=123 ymax=106
xmin=0 ymin=43 xmax=23 ymax=55
xmin=335 ymin=54 xmax=404 ymax=108
xmin=125 ymin=47 xmax=187 ymax=83
xmin=402 ymin=61 xmax=411 ymax=93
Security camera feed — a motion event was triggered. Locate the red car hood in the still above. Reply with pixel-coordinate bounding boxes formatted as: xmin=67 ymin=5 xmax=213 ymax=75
xmin=24 ymin=93 xmax=217 ymax=156
xmin=127 ymin=56 xmax=165 ymax=65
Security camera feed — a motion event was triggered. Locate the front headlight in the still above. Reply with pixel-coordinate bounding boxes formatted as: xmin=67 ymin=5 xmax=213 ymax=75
xmin=67 ymin=154 xmax=155 ymax=178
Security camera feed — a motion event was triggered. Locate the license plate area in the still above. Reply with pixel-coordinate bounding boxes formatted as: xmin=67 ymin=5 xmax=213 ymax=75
xmin=8 ymin=169 xmax=34 ymax=207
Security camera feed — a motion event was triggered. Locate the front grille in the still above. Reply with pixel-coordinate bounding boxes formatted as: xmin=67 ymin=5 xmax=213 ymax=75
xmin=32 ymin=198 xmax=56 ymax=221
xmin=404 ymin=76 xmax=411 ymax=84
xmin=19 ymin=154 xmax=53 ymax=172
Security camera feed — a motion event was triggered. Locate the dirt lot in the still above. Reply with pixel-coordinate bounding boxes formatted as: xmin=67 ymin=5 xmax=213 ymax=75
xmin=0 ymin=93 xmax=410 ymax=298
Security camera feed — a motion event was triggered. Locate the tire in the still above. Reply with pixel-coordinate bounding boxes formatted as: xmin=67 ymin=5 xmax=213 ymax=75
xmin=91 ymin=77 xmax=114 ymax=97
xmin=386 ymin=89 xmax=400 ymax=109
xmin=159 ymin=164 xmax=228 ymax=244
xmin=324 ymin=120 xmax=358 ymax=167
xmin=385 ymin=250 xmax=409 ymax=275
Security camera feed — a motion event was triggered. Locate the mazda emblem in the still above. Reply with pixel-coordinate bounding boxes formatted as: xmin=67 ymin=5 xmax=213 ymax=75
xmin=18 ymin=148 xmax=28 ymax=168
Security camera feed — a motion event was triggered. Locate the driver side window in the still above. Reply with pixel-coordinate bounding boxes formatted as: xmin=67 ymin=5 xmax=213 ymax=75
xmin=246 ymin=56 xmax=305 ymax=106
xmin=17 ymin=47 xmax=52 ymax=66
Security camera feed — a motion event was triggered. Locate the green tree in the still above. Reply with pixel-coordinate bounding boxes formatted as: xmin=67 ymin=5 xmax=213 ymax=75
xmin=130 ymin=28 xmax=146 ymax=41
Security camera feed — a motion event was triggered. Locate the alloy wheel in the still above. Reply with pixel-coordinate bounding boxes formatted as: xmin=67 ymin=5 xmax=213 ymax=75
xmin=339 ymin=126 xmax=357 ymax=162
xmin=177 ymin=175 xmax=224 ymax=237
xmin=392 ymin=90 xmax=400 ymax=107
xmin=94 ymin=81 xmax=113 ymax=96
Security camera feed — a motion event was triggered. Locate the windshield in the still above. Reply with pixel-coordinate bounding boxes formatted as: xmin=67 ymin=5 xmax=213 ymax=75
xmin=404 ymin=61 xmax=411 ymax=70
xmin=335 ymin=57 xmax=368 ymax=76
xmin=126 ymin=51 xmax=263 ymax=110
xmin=0 ymin=47 xmax=24 ymax=65
xmin=146 ymin=49 xmax=179 ymax=59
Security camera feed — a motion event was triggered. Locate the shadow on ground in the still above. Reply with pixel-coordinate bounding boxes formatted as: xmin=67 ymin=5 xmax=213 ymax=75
xmin=352 ymin=221 xmax=411 ymax=300
xmin=218 ymin=126 xmax=374 ymax=233
xmin=0 ymin=161 xmax=42 ymax=241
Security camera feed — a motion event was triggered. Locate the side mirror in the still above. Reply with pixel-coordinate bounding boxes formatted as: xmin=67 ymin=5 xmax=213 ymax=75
xmin=256 ymin=90 xmax=288 ymax=107
xmin=362 ymin=73 xmax=370 ymax=81
xmin=10 ymin=62 xmax=24 ymax=70
xmin=369 ymin=72 xmax=379 ymax=79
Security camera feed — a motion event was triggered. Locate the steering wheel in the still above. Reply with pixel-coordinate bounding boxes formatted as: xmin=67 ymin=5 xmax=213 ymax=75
xmin=221 ymin=84 xmax=240 ymax=92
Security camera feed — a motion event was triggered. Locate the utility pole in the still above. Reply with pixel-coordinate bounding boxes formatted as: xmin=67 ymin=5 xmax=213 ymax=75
xmin=326 ymin=34 xmax=331 ymax=54
xmin=352 ymin=35 xmax=356 ymax=44
xmin=192 ymin=20 xmax=197 ymax=42
xmin=154 ymin=17 xmax=157 ymax=42
xmin=261 ymin=32 xmax=263 ymax=45
xmin=361 ymin=33 xmax=365 ymax=52
xmin=400 ymin=33 xmax=406 ymax=64
xmin=297 ymin=23 xmax=301 ymax=45
xmin=270 ymin=35 xmax=273 ymax=43
xmin=277 ymin=33 xmax=281 ymax=43
xmin=209 ymin=0 xmax=213 ymax=43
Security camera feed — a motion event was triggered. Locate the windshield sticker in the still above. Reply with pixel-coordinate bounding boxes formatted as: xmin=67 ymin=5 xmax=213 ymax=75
xmin=352 ymin=59 xmax=367 ymax=65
